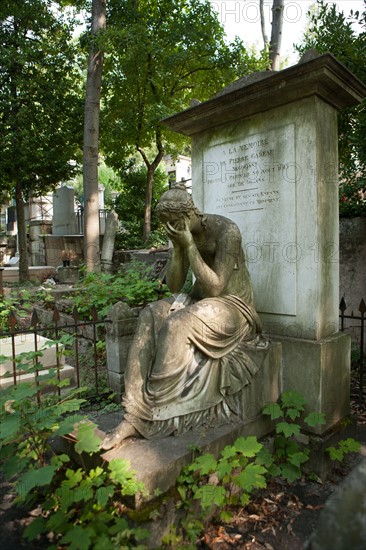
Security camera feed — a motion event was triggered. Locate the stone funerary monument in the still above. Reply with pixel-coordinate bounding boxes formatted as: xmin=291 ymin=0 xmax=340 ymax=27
xmin=164 ymin=53 xmax=366 ymax=436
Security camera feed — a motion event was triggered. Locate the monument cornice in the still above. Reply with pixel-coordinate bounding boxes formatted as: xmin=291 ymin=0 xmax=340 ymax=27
xmin=162 ymin=53 xmax=366 ymax=136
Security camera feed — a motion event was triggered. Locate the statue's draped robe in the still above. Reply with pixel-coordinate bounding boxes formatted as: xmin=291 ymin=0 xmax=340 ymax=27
xmin=123 ymin=294 xmax=267 ymax=439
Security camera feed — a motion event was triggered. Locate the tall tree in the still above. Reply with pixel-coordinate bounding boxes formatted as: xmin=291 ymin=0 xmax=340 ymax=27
xmin=101 ymin=0 xmax=267 ymax=241
xmin=83 ymin=0 xmax=106 ymax=273
xmin=0 ymin=0 xmax=83 ymax=281
xmin=296 ymin=0 xmax=366 ymax=217
xmin=259 ymin=0 xmax=284 ymax=70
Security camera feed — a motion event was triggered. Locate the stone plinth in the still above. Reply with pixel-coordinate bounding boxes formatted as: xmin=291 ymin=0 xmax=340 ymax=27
xmin=163 ymin=53 xmax=366 ymax=432
xmin=101 ymin=341 xmax=281 ymax=504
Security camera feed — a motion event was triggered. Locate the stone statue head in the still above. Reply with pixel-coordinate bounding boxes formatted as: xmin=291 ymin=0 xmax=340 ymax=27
xmin=155 ymin=183 xmax=201 ymax=223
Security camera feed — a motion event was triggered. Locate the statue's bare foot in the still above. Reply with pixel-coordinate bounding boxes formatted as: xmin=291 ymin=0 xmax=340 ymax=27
xmin=101 ymin=421 xmax=138 ymax=450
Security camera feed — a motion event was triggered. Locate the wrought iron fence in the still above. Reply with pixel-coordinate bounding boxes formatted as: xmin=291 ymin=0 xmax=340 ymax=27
xmin=339 ymin=297 xmax=365 ymax=403
xmin=0 ymin=305 xmax=111 ymax=401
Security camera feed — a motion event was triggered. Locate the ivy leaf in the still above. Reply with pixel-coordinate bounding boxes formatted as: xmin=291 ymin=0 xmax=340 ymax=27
xmin=276 ymin=422 xmax=301 ymax=438
xmin=194 ymin=484 xmax=226 ymax=510
xmin=74 ymin=421 xmax=102 ymax=455
xmin=304 ymin=412 xmax=326 ymax=427
xmin=17 ymin=465 xmax=57 ymax=499
xmin=194 ymin=453 xmax=217 ymax=475
xmin=327 ymin=447 xmax=344 ymax=462
xmin=234 ymin=436 xmax=263 ymax=457
xmin=234 ymin=463 xmax=267 ymax=492
xmin=262 ymin=402 xmax=282 ymax=420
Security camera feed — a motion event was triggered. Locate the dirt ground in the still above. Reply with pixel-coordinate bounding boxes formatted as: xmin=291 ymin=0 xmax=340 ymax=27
xmin=1 ymin=380 xmax=365 ymax=549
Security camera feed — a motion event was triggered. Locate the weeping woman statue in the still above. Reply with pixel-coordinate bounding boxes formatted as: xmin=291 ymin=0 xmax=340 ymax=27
xmin=102 ymin=184 xmax=266 ymax=449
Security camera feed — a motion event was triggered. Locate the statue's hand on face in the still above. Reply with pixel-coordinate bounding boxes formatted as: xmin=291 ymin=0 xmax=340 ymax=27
xmin=166 ymin=217 xmax=194 ymax=249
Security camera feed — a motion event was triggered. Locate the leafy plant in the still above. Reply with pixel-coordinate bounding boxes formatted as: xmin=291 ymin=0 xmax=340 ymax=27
xmin=0 ymin=349 xmax=148 ymax=549
xmin=262 ymin=390 xmax=326 ymax=482
xmin=175 ymin=436 xmax=267 ymax=543
xmin=71 ymin=261 xmax=170 ymax=318
xmin=327 ymin=438 xmax=361 ymax=463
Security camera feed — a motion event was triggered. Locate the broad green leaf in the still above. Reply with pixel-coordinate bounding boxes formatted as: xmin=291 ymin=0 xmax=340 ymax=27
xmin=327 ymin=446 xmax=344 ymax=461
xmin=256 ymin=447 xmax=274 ymax=468
xmin=234 ymin=436 xmax=262 ymax=457
xmin=281 ymin=391 xmax=306 ymax=410
xmin=339 ymin=438 xmax=361 ymax=453
xmin=220 ymin=445 xmax=238 ymax=460
xmin=0 ymin=412 xmax=21 ymax=440
xmin=304 ymin=412 xmax=326 ymax=427
xmin=96 ymin=485 xmax=115 ymax=507
xmin=54 ymin=415 xmax=87 ymax=437
xmin=109 ymin=458 xmax=135 ymax=484
xmin=23 ymin=516 xmax=46 ymax=541
xmin=262 ymin=402 xmax=282 ymax=419
xmin=234 ymin=463 xmax=267 ymax=492
xmin=280 ymin=463 xmax=301 ymax=482
xmin=74 ymin=421 xmax=102 ymax=454
xmin=276 ymin=422 xmax=301 ymax=438
xmin=285 ymin=408 xmax=301 ymax=421
xmin=193 ymin=453 xmax=217 ymax=475
xmin=17 ymin=465 xmax=57 ymax=499
xmin=217 ymin=459 xmax=235 ymax=480
xmin=61 ymin=525 xmax=95 ymax=550
xmin=288 ymin=451 xmax=309 ymax=467
xmin=220 ymin=509 xmax=233 ymax=522
xmin=194 ymin=484 xmax=226 ymax=509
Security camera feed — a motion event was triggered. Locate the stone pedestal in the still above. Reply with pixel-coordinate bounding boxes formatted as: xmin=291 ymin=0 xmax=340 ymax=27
xmin=101 ymin=342 xmax=281 ymax=504
xmin=277 ymin=332 xmax=351 ymax=434
xmin=105 ymin=301 xmax=139 ymax=399
xmin=163 ymin=54 xmax=366 ymax=433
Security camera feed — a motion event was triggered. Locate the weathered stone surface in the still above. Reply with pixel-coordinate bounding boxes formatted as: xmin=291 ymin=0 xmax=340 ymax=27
xmin=161 ymin=53 xmax=366 ymax=436
xmin=277 ymin=332 xmax=351 ymax=434
xmin=305 ymin=459 xmax=366 ymax=550
xmin=101 ymin=341 xmax=281 ymax=504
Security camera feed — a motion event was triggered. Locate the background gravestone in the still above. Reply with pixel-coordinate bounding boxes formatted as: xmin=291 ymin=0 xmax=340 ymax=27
xmin=164 ymin=54 xmax=366 ymax=434
xmin=52 ymin=186 xmax=78 ymax=236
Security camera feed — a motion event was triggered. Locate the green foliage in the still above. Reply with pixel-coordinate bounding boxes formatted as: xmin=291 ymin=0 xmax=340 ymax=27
xmin=113 ymin=164 xmax=169 ymax=250
xmin=71 ymin=261 xmax=170 ymax=318
xmin=262 ymin=391 xmax=326 ymax=482
xmin=101 ymin=0 xmax=268 ymax=240
xmin=327 ymin=438 xmax=361 ymax=463
xmin=296 ymin=0 xmax=366 ymax=217
xmin=0 ymin=348 xmax=148 ymax=548
xmin=176 ymin=436 xmax=266 ymax=541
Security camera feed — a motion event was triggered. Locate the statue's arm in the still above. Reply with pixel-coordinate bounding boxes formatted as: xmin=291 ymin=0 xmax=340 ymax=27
xmin=165 ymin=245 xmax=189 ymax=292
xmin=187 ymin=233 xmax=239 ymax=297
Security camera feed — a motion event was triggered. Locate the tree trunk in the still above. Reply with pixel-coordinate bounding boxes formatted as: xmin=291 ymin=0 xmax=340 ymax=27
xmin=15 ymin=182 xmax=29 ymax=282
xmin=138 ymin=130 xmax=164 ymax=243
xmin=269 ymin=0 xmax=284 ymax=71
xmin=83 ymin=0 xmax=106 ymax=273
xmin=260 ymin=0 xmax=269 ymax=49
